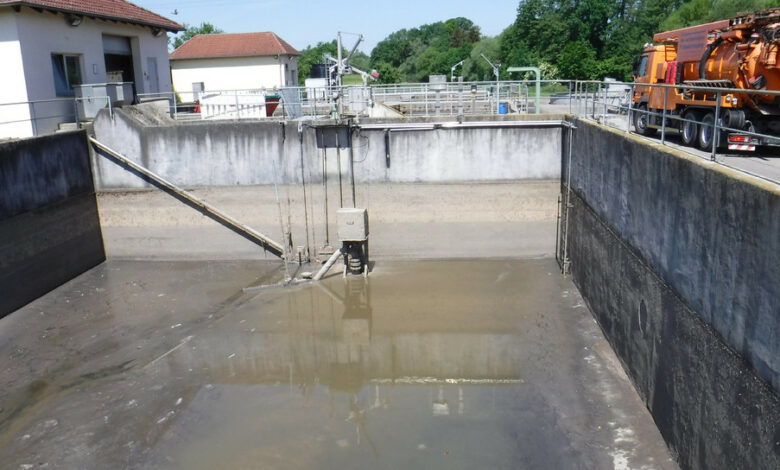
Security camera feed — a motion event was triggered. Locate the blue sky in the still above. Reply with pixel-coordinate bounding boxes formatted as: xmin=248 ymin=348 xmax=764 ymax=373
xmin=134 ymin=0 xmax=520 ymax=53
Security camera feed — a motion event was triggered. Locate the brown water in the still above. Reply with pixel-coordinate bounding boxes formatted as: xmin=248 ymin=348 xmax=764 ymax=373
xmin=0 ymin=259 xmax=676 ymax=469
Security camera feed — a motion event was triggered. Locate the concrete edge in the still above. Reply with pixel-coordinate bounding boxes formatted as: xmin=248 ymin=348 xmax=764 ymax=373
xmin=573 ymin=118 xmax=780 ymax=195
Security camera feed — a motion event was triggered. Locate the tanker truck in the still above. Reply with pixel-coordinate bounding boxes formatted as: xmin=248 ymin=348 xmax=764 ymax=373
xmin=632 ymin=8 xmax=780 ymax=151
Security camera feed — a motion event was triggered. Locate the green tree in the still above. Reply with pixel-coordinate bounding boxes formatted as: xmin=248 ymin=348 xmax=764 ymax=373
xmin=462 ymin=37 xmax=502 ymax=81
xmin=297 ymin=40 xmax=371 ymax=82
xmin=370 ymin=17 xmax=478 ymax=82
xmin=661 ymin=0 xmax=776 ymax=30
xmin=170 ymin=22 xmax=223 ymax=50
xmin=375 ymin=62 xmax=403 ymax=84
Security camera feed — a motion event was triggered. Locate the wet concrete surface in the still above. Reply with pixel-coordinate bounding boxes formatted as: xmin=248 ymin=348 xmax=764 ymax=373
xmin=0 ymin=259 xmax=677 ymax=469
xmin=96 ymin=182 xmax=559 ymax=261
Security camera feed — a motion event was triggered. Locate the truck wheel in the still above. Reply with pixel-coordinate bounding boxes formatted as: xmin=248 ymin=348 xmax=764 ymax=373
xmin=633 ymin=104 xmax=657 ymax=136
xmin=681 ymin=110 xmax=700 ymax=146
xmin=697 ymin=112 xmax=716 ymax=151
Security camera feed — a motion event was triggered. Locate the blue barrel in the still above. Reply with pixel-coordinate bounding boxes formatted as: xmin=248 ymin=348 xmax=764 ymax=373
xmin=498 ymin=103 xmax=508 ymax=114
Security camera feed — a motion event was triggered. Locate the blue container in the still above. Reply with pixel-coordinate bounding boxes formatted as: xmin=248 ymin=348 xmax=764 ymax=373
xmin=498 ymin=103 xmax=508 ymax=114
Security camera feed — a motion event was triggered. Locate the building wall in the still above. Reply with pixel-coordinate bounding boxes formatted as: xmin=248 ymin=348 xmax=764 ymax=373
xmin=170 ymin=55 xmax=298 ymax=98
xmin=0 ymin=5 xmax=174 ymax=138
xmin=0 ymin=11 xmax=32 ymax=138
xmin=0 ymin=131 xmax=105 ymax=318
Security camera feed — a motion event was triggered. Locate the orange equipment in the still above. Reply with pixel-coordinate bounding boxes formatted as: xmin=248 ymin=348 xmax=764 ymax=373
xmin=632 ymin=8 xmax=780 ymax=151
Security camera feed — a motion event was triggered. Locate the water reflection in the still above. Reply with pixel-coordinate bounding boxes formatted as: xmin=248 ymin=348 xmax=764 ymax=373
xmin=136 ymin=260 xmax=669 ymax=469
xmin=152 ymin=273 xmax=527 ymax=392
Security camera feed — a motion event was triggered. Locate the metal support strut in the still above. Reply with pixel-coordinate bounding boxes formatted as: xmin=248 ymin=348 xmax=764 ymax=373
xmin=89 ymin=137 xmax=285 ymax=258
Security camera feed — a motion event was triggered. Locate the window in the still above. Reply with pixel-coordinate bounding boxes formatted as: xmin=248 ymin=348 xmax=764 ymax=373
xmin=638 ymin=56 xmax=649 ymax=77
xmin=52 ymin=54 xmax=83 ymax=96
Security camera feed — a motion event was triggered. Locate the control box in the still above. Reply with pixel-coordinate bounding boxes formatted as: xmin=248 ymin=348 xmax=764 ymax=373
xmin=337 ymin=208 xmax=369 ymax=242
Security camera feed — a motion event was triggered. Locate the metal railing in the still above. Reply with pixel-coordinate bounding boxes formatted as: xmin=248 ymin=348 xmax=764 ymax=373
xmin=5 ymin=79 xmax=776 ymax=185
xmin=0 ymin=95 xmax=112 ymax=140
xmin=570 ymin=79 xmax=780 ymax=183
xmin=134 ymin=80 xmax=576 ymax=121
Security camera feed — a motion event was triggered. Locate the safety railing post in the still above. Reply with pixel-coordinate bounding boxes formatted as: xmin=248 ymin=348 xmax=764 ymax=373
xmin=627 ymin=84 xmax=634 ymax=134
xmin=661 ymin=86 xmax=668 ymax=145
xmin=603 ymin=82 xmax=608 ymax=123
xmin=73 ymin=98 xmax=80 ymax=129
xmin=712 ymin=91 xmax=721 ymax=161
xmin=29 ymin=101 xmax=38 ymax=136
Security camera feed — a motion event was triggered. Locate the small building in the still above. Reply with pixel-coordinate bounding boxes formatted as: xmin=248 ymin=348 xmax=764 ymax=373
xmin=169 ymin=32 xmax=301 ymax=100
xmin=0 ymin=0 xmax=182 ymax=139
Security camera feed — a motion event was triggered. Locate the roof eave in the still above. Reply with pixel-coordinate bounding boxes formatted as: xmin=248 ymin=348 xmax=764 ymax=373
xmin=170 ymin=52 xmax=301 ymax=60
xmin=2 ymin=1 xmax=184 ymax=32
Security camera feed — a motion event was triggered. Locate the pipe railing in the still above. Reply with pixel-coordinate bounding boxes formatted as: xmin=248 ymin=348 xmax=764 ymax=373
xmin=571 ymin=79 xmax=780 ymax=183
xmin=0 ymin=95 xmax=113 ymax=139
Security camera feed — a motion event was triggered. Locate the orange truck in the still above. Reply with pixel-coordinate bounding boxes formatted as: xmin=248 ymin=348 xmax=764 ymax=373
xmin=632 ymin=8 xmax=780 ymax=151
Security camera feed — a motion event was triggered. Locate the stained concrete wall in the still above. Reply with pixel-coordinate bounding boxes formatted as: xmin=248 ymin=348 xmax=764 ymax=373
xmin=91 ymin=107 xmax=561 ymax=189
xmin=561 ymin=119 xmax=779 ymax=469
xmin=0 ymin=131 xmax=105 ymax=318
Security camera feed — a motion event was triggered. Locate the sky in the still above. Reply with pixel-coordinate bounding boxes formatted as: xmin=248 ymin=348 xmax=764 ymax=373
xmin=133 ymin=0 xmax=521 ymax=53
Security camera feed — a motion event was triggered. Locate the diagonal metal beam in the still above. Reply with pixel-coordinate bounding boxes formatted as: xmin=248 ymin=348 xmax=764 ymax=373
xmin=89 ymin=137 xmax=285 ymax=258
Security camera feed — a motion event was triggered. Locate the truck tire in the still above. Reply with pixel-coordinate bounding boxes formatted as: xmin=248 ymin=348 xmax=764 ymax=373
xmin=698 ymin=112 xmax=717 ymax=151
xmin=633 ymin=104 xmax=657 ymax=136
xmin=681 ymin=110 xmax=701 ymax=146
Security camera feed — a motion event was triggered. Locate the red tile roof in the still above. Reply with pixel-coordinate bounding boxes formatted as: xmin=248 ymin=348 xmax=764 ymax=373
xmin=169 ymin=32 xmax=301 ymax=60
xmin=0 ymin=0 xmax=183 ymax=31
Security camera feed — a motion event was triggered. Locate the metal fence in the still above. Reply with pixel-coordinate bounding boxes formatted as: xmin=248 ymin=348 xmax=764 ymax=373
xmin=0 ymin=95 xmax=112 ymax=140
xmin=569 ymin=79 xmax=780 ymax=183
xmin=4 ymin=79 xmax=779 ymax=185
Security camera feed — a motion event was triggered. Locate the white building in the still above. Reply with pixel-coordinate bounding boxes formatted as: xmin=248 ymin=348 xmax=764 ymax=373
xmin=0 ymin=0 xmax=182 ymax=139
xmin=169 ymin=32 xmax=300 ymax=100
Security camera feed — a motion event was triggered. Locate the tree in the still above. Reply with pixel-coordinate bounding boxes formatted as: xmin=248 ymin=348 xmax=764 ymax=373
xmin=297 ymin=40 xmax=371 ymax=82
xmin=375 ymin=62 xmax=403 ymax=84
xmin=661 ymin=0 xmax=776 ymax=30
xmin=370 ymin=17 xmax=478 ymax=82
xmin=170 ymin=22 xmax=223 ymax=50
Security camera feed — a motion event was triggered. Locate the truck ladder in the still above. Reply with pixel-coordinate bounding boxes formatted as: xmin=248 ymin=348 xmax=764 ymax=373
xmin=89 ymin=137 xmax=285 ymax=258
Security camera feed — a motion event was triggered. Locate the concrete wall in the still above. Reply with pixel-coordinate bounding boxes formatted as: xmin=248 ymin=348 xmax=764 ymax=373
xmin=92 ymin=108 xmax=562 ymax=189
xmin=0 ymin=131 xmax=105 ymax=318
xmin=560 ymin=119 xmax=779 ymax=469
xmin=171 ymin=55 xmax=298 ymax=99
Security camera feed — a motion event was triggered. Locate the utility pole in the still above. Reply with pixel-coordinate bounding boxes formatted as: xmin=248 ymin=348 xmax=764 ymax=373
xmin=480 ymin=53 xmax=501 ymax=114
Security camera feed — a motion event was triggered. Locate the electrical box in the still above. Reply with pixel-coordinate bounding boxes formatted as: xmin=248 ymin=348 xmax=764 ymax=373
xmin=337 ymin=208 xmax=369 ymax=242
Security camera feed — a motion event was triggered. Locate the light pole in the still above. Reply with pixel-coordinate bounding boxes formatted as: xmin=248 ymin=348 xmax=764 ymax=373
xmin=451 ymin=60 xmax=465 ymax=82
xmin=480 ymin=53 xmax=501 ymax=114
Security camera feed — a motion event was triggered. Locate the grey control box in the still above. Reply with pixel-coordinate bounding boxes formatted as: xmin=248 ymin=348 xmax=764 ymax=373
xmin=337 ymin=208 xmax=369 ymax=241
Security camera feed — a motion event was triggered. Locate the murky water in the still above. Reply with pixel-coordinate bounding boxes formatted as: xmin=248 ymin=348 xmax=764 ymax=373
xmin=0 ymin=259 xmax=676 ymax=469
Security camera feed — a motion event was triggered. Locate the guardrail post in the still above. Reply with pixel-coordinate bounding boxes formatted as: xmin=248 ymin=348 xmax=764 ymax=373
xmin=73 ymin=99 xmax=80 ymax=130
xmin=661 ymin=86 xmax=668 ymax=145
xmin=712 ymin=90 xmax=721 ymax=161
xmin=627 ymin=84 xmax=634 ymax=133
xmin=29 ymin=102 xmax=38 ymax=136
xmin=603 ymin=82 xmax=608 ymax=123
